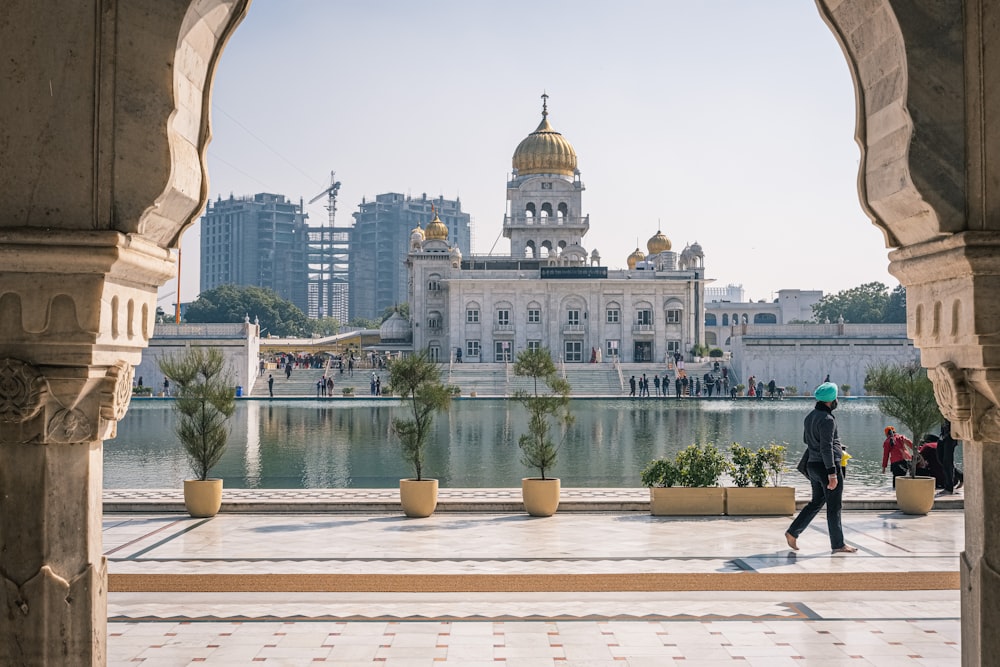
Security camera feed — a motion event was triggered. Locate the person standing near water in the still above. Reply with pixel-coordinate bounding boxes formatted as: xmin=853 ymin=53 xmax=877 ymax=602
xmin=785 ymin=382 xmax=857 ymax=554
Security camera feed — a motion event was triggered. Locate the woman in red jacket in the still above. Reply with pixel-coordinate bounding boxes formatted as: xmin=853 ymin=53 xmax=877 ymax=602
xmin=882 ymin=426 xmax=912 ymax=486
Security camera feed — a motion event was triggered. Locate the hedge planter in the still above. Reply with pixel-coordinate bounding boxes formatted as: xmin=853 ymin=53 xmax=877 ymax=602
xmin=725 ymin=487 xmax=796 ymax=516
xmin=895 ymin=476 xmax=936 ymax=515
xmin=649 ymin=487 xmax=725 ymax=516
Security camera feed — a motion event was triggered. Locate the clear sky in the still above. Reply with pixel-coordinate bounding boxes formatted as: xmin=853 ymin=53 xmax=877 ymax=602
xmin=161 ymin=0 xmax=897 ymax=311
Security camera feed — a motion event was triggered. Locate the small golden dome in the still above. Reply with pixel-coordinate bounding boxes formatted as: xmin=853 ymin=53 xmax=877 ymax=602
xmin=627 ymin=247 xmax=646 ymax=270
xmin=410 ymin=223 xmax=425 ymax=239
xmin=647 ymin=230 xmax=671 ymax=255
xmin=512 ymin=94 xmax=577 ymax=177
xmin=424 ymin=211 xmax=449 ymax=241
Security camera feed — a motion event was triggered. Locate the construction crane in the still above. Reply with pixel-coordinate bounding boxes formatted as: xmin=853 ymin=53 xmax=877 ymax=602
xmin=309 ymin=170 xmax=341 ymax=226
xmin=308 ymin=172 xmax=343 ymax=319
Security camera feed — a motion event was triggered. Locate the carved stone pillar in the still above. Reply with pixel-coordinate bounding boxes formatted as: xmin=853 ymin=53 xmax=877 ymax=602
xmin=0 ymin=232 xmax=174 ymax=665
xmin=889 ymin=232 xmax=1000 ymax=666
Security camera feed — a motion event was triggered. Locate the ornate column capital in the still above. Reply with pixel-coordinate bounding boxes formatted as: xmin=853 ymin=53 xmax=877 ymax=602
xmin=890 ymin=232 xmax=1000 ymax=441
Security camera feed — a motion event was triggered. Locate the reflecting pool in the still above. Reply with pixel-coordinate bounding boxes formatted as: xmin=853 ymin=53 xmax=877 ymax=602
xmin=105 ymin=398 xmax=960 ymax=490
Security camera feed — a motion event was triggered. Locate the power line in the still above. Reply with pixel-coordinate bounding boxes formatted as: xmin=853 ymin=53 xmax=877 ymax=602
xmin=211 ymin=104 xmax=324 ymax=187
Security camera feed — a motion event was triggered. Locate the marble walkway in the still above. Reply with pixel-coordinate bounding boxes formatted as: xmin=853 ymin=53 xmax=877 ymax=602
xmin=104 ymin=489 xmax=964 ymax=666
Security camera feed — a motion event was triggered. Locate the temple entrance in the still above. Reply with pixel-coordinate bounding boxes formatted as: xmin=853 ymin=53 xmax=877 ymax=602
xmin=633 ymin=341 xmax=652 ymax=363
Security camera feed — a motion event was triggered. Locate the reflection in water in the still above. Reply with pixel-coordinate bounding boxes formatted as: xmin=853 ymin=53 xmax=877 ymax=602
xmin=105 ymin=399 xmax=961 ymax=491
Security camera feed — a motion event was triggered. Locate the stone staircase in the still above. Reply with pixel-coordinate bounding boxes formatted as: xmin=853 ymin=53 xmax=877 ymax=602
xmin=249 ymin=360 xmax=726 ymax=398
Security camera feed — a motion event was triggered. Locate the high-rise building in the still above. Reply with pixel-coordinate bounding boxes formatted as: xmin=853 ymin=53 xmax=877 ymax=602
xmin=349 ymin=192 xmax=471 ymax=321
xmin=200 ymin=193 xmax=309 ymax=314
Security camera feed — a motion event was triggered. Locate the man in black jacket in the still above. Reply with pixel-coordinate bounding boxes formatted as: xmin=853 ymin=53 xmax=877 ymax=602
xmin=785 ymin=382 xmax=857 ymax=554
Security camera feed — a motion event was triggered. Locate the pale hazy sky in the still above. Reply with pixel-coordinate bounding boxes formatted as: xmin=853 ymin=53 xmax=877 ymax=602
xmin=162 ymin=0 xmax=897 ymax=311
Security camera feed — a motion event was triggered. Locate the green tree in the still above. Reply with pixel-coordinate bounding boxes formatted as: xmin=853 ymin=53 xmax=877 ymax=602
xmin=512 ymin=348 xmax=574 ymax=480
xmin=389 ymin=352 xmax=451 ymax=481
xmin=307 ymin=317 xmax=341 ymax=337
xmin=185 ymin=284 xmax=309 ymax=337
xmin=158 ymin=347 xmax=236 ymax=481
xmin=348 ymin=316 xmax=382 ymax=329
xmin=380 ymin=303 xmax=410 ymax=323
xmin=811 ymin=282 xmax=906 ymax=324
xmin=864 ymin=360 xmax=942 ymax=477
xmin=884 ymin=284 xmax=907 ymax=323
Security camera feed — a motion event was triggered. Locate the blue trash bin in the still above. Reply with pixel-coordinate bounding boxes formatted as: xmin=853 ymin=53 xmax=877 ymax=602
xmin=235 ymin=385 xmax=243 ymax=397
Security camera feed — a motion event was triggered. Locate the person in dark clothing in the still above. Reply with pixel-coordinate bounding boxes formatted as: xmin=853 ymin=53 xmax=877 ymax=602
xmin=653 ymin=374 xmax=661 ymax=397
xmin=937 ymin=420 xmax=962 ymax=494
xmin=675 ymin=376 xmax=682 ymax=399
xmin=785 ymin=382 xmax=857 ymax=554
xmin=628 ymin=375 xmax=636 ymax=397
xmin=267 ymin=374 xmax=274 ymax=398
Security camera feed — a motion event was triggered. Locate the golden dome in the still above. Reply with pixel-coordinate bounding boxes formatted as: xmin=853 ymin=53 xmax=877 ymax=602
xmin=410 ymin=223 xmax=425 ymax=239
xmin=647 ymin=230 xmax=671 ymax=255
xmin=424 ymin=211 xmax=449 ymax=241
xmin=512 ymin=94 xmax=577 ymax=177
xmin=627 ymin=247 xmax=646 ymax=270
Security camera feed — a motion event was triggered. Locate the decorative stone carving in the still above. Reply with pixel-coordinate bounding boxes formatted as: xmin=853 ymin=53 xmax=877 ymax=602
xmin=0 ymin=358 xmax=46 ymax=423
xmin=47 ymin=408 xmax=92 ymax=444
xmin=931 ymin=362 xmax=973 ymax=423
xmin=101 ymin=360 xmax=134 ymax=423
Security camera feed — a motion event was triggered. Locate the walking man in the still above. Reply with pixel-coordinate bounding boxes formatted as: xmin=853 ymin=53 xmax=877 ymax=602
xmin=267 ymin=374 xmax=274 ymax=398
xmin=629 ymin=375 xmax=636 ymax=397
xmin=785 ymin=382 xmax=857 ymax=554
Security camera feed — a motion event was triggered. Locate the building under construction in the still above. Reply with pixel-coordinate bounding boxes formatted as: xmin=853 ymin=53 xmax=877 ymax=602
xmin=349 ymin=193 xmax=471 ymax=321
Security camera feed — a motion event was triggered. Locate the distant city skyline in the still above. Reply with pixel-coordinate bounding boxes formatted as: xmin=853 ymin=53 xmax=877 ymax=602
xmin=159 ymin=0 xmax=897 ymax=315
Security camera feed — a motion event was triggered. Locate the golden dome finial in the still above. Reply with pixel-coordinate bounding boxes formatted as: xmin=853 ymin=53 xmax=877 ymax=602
xmin=424 ymin=203 xmax=449 ymax=241
xmin=627 ymin=246 xmax=646 ymax=270
xmin=512 ymin=94 xmax=577 ymax=177
xmin=647 ymin=228 xmax=672 ymax=255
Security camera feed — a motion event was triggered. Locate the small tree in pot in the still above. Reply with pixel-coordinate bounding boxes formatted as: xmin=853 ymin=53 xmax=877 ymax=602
xmin=512 ymin=347 xmax=574 ymax=516
xmin=388 ymin=351 xmax=451 ymax=517
xmin=158 ymin=347 xmax=235 ymax=517
xmin=865 ymin=360 xmax=943 ymax=514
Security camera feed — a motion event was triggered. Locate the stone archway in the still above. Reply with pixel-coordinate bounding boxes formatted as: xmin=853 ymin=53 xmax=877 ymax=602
xmin=819 ymin=2 xmax=998 ymax=664
xmin=1 ymin=1 xmax=999 ymax=665
xmin=0 ymin=1 xmax=250 ymax=664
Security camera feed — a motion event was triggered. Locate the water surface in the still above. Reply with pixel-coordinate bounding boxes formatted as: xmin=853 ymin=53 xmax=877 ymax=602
xmin=105 ymin=398 xmax=958 ymax=490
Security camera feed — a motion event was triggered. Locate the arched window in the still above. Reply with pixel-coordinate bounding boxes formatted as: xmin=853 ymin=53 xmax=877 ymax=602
xmin=557 ymin=202 xmax=568 ymax=220
xmin=540 ymin=241 xmax=552 ymax=258
xmin=541 ymin=202 xmax=553 ymax=219
xmin=705 ymin=313 xmax=717 ymax=326
xmin=525 ymin=202 xmax=536 ymax=219
xmin=525 ymin=241 xmax=535 ymax=259
xmin=722 ymin=314 xmax=729 ymax=326
xmin=754 ymin=313 xmax=777 ymax=324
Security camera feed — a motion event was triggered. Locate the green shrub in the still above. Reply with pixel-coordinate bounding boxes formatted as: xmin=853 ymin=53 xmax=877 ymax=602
xmin=676 ymin=444 xmax=728 ymax=487
xmin=709 ymin=348 xmax=724 ymax=358
xmin=640 ymin=457 xmax=679 ymax=488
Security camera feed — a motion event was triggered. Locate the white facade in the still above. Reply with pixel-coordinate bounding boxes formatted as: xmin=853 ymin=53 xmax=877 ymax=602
xmin=729 ymin=322 xmax=919 ymax=397
xmin=135 ymin=321 xmax=261 ymax=395
xmin=705 ymin=288 xmax=823 ymax=349
xmin=408 ymin=100 xmax=708 ymax=363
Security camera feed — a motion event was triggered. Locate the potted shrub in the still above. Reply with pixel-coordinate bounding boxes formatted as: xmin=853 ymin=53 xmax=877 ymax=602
xmin=735 ymin=383 xmax=746 ymax=396
xmin=865 ymin=361 xmax=942 ymax=514
xmin=447 ymin=385 xmax=461 ymax=397
xmin=158 ymin=347 xmax=235 ymax=518
xmin=389 ymin=351 xmax=451 ymax=518
xmin=342 ymin=386 xmax=354 ymax=397
xmin=725 ymin=443 xmax=795 ymax=515
xmin=840 ymin=384 xmax=851 ymax=397
xmin=642 ymin=443 xmax=727 ymax=515
xmin=512 ymin=347 xmax=573 ymax=517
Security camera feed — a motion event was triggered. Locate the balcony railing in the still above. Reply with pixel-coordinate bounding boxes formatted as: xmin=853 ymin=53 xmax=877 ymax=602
xmin=493 ymin=324 xmax=515 ymax=335
xmin=632 ymin=323 xmax=656 ymax=335
xmin=503 ymin=214 xmax=590 ymax=229
xmin=562 ymin=323 xmax=585 ymax=335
